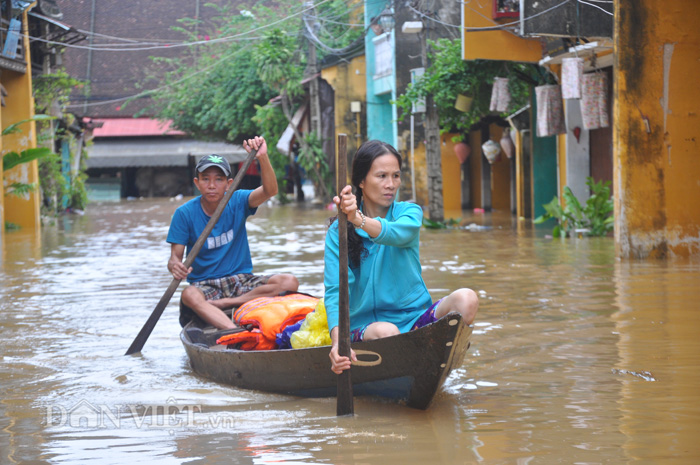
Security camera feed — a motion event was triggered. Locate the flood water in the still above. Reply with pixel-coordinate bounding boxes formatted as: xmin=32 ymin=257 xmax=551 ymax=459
xmin=1 ymin=197 xmax=699 ymax=464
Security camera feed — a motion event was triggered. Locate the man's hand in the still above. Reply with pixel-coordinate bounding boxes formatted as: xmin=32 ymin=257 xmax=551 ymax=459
xmin=168 ymin=243 xmax=191 ymax=281
xmin=168 ymin=258 xmax=191 ymax=281
xmin=243 ymin=136 xmax=267 ymax=159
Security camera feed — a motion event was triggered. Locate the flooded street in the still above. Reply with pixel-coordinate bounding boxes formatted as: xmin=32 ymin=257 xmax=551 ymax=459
xmin=1 ymin=197 xmax=699 ymax=464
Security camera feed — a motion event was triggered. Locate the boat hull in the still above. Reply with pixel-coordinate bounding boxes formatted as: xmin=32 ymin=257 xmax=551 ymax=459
xmin=181 ymin=312 xmax=472 ymax=409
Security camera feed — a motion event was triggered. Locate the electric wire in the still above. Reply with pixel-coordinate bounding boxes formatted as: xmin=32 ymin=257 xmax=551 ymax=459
xmin=576 ymin=0 xmax=614 ymax=16
xmin=65 ymin=44 xmax=253 ymax=109
xmin=17 ymin=0 xmax=335 ymax=52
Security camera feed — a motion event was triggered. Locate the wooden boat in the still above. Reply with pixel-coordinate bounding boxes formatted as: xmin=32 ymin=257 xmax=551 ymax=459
xmin=180 ymin=312 xmax=472 ymax=409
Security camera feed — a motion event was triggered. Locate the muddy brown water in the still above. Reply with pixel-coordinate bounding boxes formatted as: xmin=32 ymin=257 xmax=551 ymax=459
xmin=1 ymin=198 xmax=699 ymax=464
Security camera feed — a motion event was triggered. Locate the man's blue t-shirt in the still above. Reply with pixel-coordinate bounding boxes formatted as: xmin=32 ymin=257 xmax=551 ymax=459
xmin=166 ymin=190 xmax=256 ymax=283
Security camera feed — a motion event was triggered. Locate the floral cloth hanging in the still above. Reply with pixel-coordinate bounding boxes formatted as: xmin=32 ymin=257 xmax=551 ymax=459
xmin=489 ymin=77 xmax=511 ymax=112
xmin=535 ymin=84 xmax=566 ymax=137
xmin=581 ymin=73 xmax=610 ymax=130
xmin=561 ymin=57 xmax=584 ymax=99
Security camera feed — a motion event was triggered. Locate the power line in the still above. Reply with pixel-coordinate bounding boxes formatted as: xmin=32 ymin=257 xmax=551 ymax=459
xmin=65 ymin=44 xmax=253 ymax=109
xmin=21 ymin=0 xmax=335 ymax=53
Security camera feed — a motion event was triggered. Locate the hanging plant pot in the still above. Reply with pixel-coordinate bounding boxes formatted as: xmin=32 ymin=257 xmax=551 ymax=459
xmin=454 ymin=94 xmax=473 ymax=113
xmin=500 ymin=128 xmax=515 ymax=159
xmin=454 ymin=141 xmax=471 ymax=164
xmin=482 ymin=139 xmax=501 ymax=164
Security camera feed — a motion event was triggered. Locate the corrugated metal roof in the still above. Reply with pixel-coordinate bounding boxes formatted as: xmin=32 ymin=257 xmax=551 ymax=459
xmin=86 ymin=139 xmax=248 ymax=168
xmin=91 ymin=118 xmax=186 ymax=137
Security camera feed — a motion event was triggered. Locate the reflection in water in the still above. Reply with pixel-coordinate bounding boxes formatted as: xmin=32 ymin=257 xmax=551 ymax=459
xmin=1 ymin=198 xmax=699 ymax=464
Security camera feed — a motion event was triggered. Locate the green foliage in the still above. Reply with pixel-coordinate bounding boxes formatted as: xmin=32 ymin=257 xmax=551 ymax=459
xmin=146 ymin=46 xmax=275 ymax=142
xmin=5 ymin=182 xmax=36 ymax=198
xmin=298 ymin=131 xmax=333 ymax=200
xmin=255 ymin=28 xmax=304 ymax=97
xmin=4 ymin=221 xmax=20 ymax=231
xmin=304 ymin=0 xmax=364 ymax=62
xmin=253 ymin=103 xmax=293 ymax=203
xmin=143 ymin=4 xmax=303 ymax=143
xmin=33 ymin=70 xmax=85 ymax=113
xmin=144 ymin=2 xmax=361 ymax=203
xmin=534 ymin=177 xmax=614 ymax=237
xmin=38 ymin=151 xmax=68 ymax=214
xmin=394 ymin=38 xmax=539 ymax=138
xmin=422 ymin=217 xmax=461 ymax=229
xmin=68 ymin=170 xmax=89 ymax=210
xmin=2 ymin=115 xmax=56 ymax=136
xmin=2 ymin=117 xmax=58 ymax=203
xmin=3 ymin=146 xmax=54 ymax=171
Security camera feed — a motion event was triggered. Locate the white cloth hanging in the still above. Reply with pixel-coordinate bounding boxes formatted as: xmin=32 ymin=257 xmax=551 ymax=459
xmin=535 ymin=84 xmax=566 ymax=137
xmin=561 ymin=57 xmax=584 ymax=99
xmin=489 ymin=77 xmax=511 ymax=113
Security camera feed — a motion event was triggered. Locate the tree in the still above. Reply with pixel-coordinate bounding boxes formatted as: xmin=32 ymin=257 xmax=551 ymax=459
xmin=142 ymin=5 xmax=279 ymax=143
xmin=144 ymin=2 xmax=363 ymax=203
xmin=254 ymin=28 xmax=334 ymax=202
xmin=33 ymin=70 xmax=89 ymax=214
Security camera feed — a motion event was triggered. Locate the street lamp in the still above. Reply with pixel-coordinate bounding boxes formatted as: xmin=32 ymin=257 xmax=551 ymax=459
xmin=378 ymin=8 xmax=395 ymax=34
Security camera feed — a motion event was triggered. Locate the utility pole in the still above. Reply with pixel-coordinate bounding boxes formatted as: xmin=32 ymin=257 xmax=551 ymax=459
xmin=301 ymin=1 xmax=324 ymax=201
xmin=305 ymin=2 xmax=323 ymax=139
xmin=419 ymin=8 xmax=444 ymax=222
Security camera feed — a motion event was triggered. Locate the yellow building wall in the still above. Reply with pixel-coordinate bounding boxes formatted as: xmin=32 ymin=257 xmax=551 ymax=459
xmin=1 ymin=10 xmax=40 ymax=233
xmin=321 ymin=54 xmax=366 ymax=174
xmin=462 ymin=0 xmax=543 ymax=62
xmin=615 ymin=0 xmax=700 ymax=258
xmin=0 ymin=97 xmax=3 ymax=230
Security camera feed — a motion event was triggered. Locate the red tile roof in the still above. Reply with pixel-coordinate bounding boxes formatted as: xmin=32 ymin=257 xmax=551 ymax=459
xmin=90 ymin=118 xmax=186 ymax=137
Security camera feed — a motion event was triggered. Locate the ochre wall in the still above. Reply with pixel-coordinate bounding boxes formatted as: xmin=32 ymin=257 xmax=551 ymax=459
xmin=462 ymin=0 xmax=542 ymax=63
xmin=321 ymin=54 xmax=367 ymax=169
xmin=615 ymin=0 xmax=700 ymax=258
xmin=1 ymin=11 xmax=40 ymax=233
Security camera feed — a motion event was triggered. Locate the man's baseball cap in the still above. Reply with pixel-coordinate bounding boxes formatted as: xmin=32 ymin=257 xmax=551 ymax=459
xmin=196 ymin=154 xmax=231 ymax=177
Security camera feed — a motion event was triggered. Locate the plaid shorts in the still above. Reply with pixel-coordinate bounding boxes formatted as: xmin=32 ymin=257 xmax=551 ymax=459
xmin=349 ymin=298 xmax=443 ymax=343
xmin=193 ymin=273 xmax=272 ymax=301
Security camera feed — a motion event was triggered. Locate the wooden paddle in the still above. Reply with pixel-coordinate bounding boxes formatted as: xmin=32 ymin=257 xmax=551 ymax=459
xmin=336 ymin=133 xmax=354 ymax=416
xmin=125 ymin=146 xmax=259 ymax=356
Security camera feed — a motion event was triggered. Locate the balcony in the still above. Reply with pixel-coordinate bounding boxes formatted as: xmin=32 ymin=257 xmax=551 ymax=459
xmin=0 ymin=17 xmax=27 ymax=73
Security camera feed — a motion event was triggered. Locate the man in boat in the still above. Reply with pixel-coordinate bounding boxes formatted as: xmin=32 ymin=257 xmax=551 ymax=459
xmin=324 ymin=140 xmax=479 ymax=374
xmin=167 ymin=136 xmax=299 ymax=330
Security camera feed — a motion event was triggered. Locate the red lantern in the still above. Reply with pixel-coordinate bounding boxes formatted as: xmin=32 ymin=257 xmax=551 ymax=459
xmin=454 ymin=142 xmax=471 ymax=164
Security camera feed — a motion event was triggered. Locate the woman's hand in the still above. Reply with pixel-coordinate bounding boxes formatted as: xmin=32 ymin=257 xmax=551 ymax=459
xmin=329 ymin=344 xmax=357 ymax=375
xmin=328 ymin=326 xmax=357 ymax=374
xmin=334 ymin=185 xmax=360 ymax=226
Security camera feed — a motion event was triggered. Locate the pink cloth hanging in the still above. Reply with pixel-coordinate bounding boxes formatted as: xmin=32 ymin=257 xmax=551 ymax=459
xmin=581 ymin=73 xmax=609 ymax=130
xmin=535 ymin=84 xmax=566 ymax=137
xmin=489 ymin=77 xmax=511 ymax=112
xmin=561 ymin=57 xmax=584 ymax=99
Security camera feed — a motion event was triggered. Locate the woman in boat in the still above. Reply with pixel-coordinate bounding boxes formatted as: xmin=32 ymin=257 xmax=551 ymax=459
xmin=324 ymin=140 xmax=479 ymax=374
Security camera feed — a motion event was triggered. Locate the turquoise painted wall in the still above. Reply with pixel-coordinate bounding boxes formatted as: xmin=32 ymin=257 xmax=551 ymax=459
xmin=365 ymin=1 xmax=397 ymax=146
xmin=530 ymin=93 xmax=558 ymax=219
